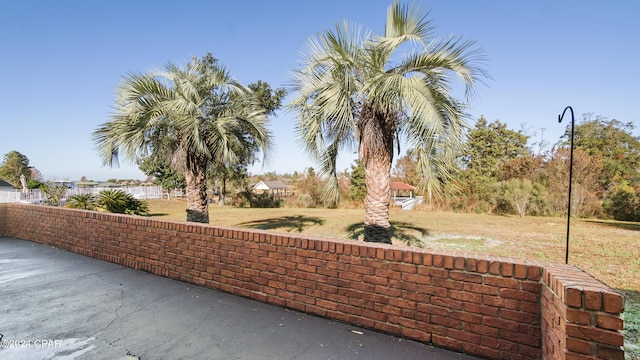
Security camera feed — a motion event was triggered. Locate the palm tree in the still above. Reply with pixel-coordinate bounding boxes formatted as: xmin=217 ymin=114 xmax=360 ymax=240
xmin=289 ymin=1 xmax=487 ymax=243
xmin=94 ymin=54 xmax=271 ymax=223
xmin=67 ymin=194 xmax=97 ymax=210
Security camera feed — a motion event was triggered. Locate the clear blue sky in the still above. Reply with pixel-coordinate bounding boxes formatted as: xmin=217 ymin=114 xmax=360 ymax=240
xmin=1 ymin=0 xmax=638 ymax=181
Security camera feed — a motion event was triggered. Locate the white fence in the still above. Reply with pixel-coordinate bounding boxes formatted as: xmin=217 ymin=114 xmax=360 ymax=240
xmin=0 ymin=186 xmax=163 ymax=204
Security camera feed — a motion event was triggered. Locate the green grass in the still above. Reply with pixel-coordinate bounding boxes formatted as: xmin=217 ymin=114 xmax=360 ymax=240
xmin=147 ymin=199 xmax=640 ymax=357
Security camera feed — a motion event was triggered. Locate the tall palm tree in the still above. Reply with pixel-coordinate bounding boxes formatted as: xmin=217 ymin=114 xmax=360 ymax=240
xmin=289 ymin=1 xmax=487 ymax=243
xmin=94 ymin=54 xmax=271 ymax=223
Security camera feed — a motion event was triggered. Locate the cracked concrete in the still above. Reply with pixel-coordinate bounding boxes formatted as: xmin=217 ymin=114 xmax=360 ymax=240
xmin=0 ymin=237 xmax=478 ymax=359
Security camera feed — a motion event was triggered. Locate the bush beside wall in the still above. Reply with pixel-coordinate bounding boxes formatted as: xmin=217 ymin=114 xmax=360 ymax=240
xmin=0 ymin=203 xmax=625 ymax=359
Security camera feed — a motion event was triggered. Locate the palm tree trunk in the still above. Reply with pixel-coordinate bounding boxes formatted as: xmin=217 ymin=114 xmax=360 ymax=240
xmin=360 ymin=104 xmax=394 ymax=244
xmin=184 ymin=154 xmax=209 ymax=223
xmin=364 ymin=152 xmax=392 ymax=243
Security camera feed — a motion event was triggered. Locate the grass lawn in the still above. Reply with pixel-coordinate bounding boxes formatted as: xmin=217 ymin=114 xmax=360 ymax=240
xmin=146 ymin=198 xmax=640 ymax=357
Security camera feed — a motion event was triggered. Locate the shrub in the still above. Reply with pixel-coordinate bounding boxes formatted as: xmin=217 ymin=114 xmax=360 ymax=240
xmin=96 ymin=190 xmax=149 ymax=215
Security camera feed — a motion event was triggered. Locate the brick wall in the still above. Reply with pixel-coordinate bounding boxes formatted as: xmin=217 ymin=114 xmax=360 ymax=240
xmin=0 ymin=203 xmax=625 ymax=359
xmin=542 ymin=264 xmax=625 ymax=360
xmin=0 ymin=202 xmax=6 ymax=235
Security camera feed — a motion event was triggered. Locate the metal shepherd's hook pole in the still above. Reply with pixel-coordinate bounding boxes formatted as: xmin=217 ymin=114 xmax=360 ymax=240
xmin=558 ymin=106 xmax=575 ymax=264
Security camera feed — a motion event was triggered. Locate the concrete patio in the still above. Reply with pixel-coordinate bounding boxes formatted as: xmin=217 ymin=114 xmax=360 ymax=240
xmin=0 ymin=237 xmax=478 ymax=360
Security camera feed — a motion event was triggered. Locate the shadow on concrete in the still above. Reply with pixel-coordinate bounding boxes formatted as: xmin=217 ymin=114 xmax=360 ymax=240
xmin=345 ymin=221 xmax=429 ymax=247
xmin=238 ymin=215 xmax=325 ymax=233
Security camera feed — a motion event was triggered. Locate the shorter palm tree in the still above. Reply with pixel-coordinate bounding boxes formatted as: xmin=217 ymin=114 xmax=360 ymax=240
xmin=96 ymin=190 xmax=149 ymax=215
xmin=67 ymin=194 xmax=97 ymax=210
xmin=93 ymin=54 xmax=271 ymax=223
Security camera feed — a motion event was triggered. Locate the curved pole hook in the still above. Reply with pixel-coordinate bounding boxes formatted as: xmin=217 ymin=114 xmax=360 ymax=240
xmin=557 ymin=106 xmax=575 ymax=264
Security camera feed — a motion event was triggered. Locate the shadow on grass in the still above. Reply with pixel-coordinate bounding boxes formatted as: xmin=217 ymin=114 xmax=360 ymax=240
xmin=582 ymin=219 xmax=640 ymax=232
xmin=237 ymin=215 xmax=325 ymax=233
xmin=346 ymin=221 xmax=429 ymax=248
xmin=147 ymin=213 xmax=170 ymax=217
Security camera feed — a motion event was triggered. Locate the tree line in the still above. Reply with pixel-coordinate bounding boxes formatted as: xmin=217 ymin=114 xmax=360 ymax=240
xmin=393 ymin=115 xmax=640 ymax=221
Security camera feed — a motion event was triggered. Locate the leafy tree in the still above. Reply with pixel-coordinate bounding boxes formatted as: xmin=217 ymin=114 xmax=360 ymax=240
xmin=93 ymin=54 xmax=271 ymax=223
xmin=462 ymin=117 xmax=529 ymax=178
xmin=604 ymin=182 xmax=640 ymax=221
xmin=501 ymin=179 xmax=534 ymax=217
xmin=392 ymin=150 xmax=419 ymax=186
xmin=137 ymin=156 xmax=186 ymax=192
xmin=453 ymin=117 xmax=530 ymax=213
xmin=209 ymin=160 xmax=249 ymax=205
xmin=209 ymin=80 xmax=284 ymax=205
xmin=349 ymin=159 xmax=366 ymax=203
xmin=41 ymin=182 xmax=68 ymax=207
xmin=568 ymin=115 xmax=640 ymax=189
xmin=0 ymin=151 xmax=31 ymax=187
xmin=292 ymin=167 xmax=324 ymax=208
xmin=289 ymin=1 xmax=486 ymax=243
xmin=542 ymin=147 xmax=604 ymax=217
xmin=247 ymin=80 xmax=286 ymax=117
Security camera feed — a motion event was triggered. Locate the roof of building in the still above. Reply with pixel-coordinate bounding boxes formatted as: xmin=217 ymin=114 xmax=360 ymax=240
xmin=0 ymin=179 xmax=16 ymax=188
xmin=390 ymin=181 xmax=416 ymax=191
xmin=253 ymin=180 xmax=288 ymax=190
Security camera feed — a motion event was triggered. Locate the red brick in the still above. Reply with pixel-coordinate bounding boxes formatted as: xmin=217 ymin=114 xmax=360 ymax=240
xmin=483 ymin=317 xmax=520 ymax=332
xmin=464 ymin=282 xmax=499 ymax=295
xmin=431 ymin=314 xmax=462 ymax=329
xmin=453 ymin=254 xmax=466 ymax=270
xmin=448 ymin=328 xmax=480 ymax=344
xmin=501 ymin=288 xmax=538 ymax=303
xmin=566 ymin=308 xmax=592 ymax=325
xmin=514 ymin=262 xmax=527 ymax=279
xmin=476 ymin=256 xmax=489 ymax=273
xmin=401 ymin=272 xmax=431 ymax=285
xmin=389 ymin=297 xmax=416 ymax=310
xmin=431 ymin=296 xmax=462 ymax=310
xmin=416 ymin=303 xmax=448 ymax=317
xmin=463 ymin=343 xmax=500 ymax=359
xmin=583 ymin=288 xmax=603 ymax=310
xmin=501 ymin=329 xmax=540 ymax=347
xmin=464 ymin=302 xmax=499 ymax=317
xmin=603 ymin=291 xmax=624 ymax=314
xmin=566 ymin=337 xmax=592 ymax=355
xmin=502 ymin=261 xmax=514 ymax=277
xmin=501 ymin=309 xmax=539 ymax=325
xmin=484 ymin=276 xmax=521 ymax=289
xmin=401 ymin=328 xmax=431 ymax=343
xmin=489 ymin=259 xmax=501 ymax=275
xmin=389 ymin=262 xmax=417 ymax=273
xmin=375 ymin=322 xmax=402 ymax=335
xmin=449 ymin=290 xmax=482 ymax=304
xmin=432 ymin=335 xmax=463 ymax=352
xmin=566 ymin=323 xmax=624 ymax=347
xmin=465 ymin=256 xmax=477 ymax=272
xmin=449 ymin=271 xmax=482 ymax=284
xmin=402 ymin=250 xmax=413 ymax=263
xmin=596 ymin=344 xmax=625 ymax=360
xmin=422 ymin=252 xmax=433 ymax=266
xmin=565 ymin=286 xmax=583 ymax=308
xmin=449 ymin=310 xmax=482 ymax=324
xmin=596 ymin=314 xmax=623 ymax=331
xmin=480 ymin=336 xmax=517 ymax=353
